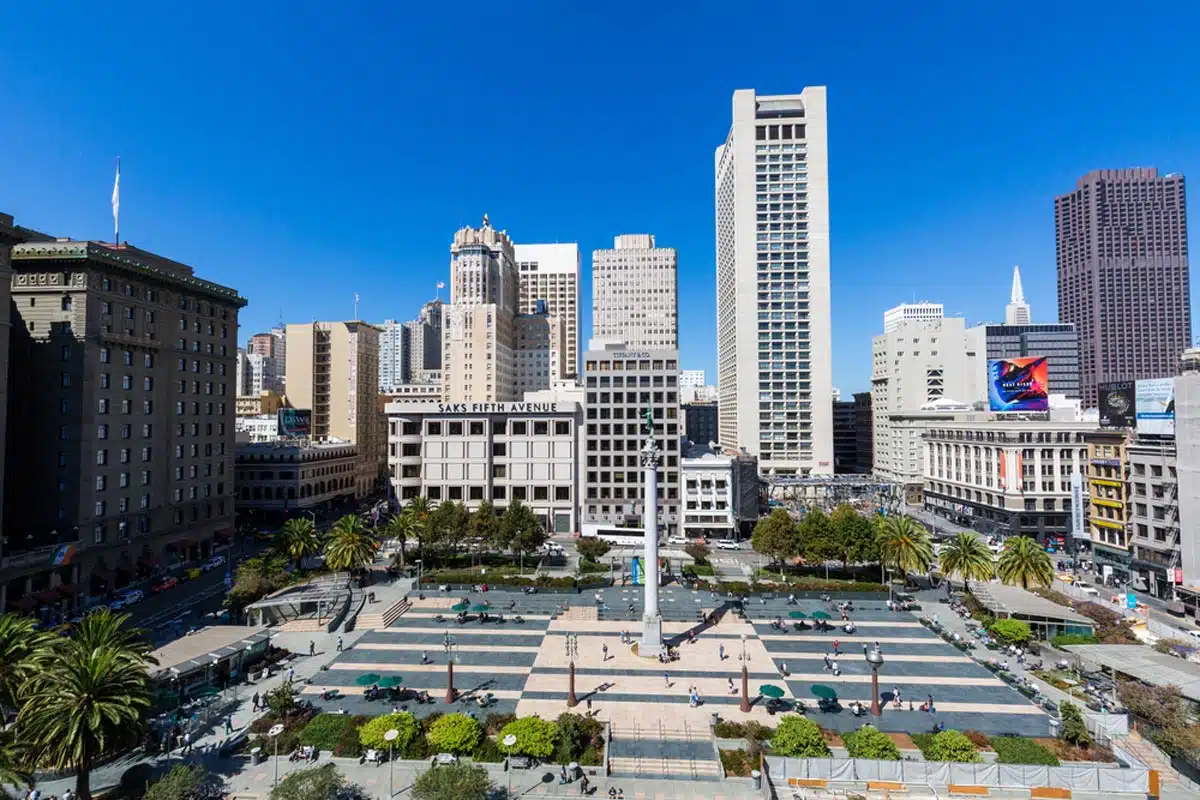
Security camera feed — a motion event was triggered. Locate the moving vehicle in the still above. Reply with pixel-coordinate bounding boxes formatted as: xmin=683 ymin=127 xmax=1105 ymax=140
xmin=667 ymin=535 xmax=689 ymax=545
xmin=203 ymin=555 xmax=226 ymax=572
xmin=108 ymin=597 xmax=128 ymax=611
xmin=716 ymin=539 xmax=740 ymax=551
xmin=122 ymin=589 xmax=145 ymax=605
xmin=152 ymin=576 xmax=179 ymax=593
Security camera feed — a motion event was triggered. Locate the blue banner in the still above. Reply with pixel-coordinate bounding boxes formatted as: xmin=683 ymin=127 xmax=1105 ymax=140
xmin=632 ymin=558 xmax=642 ymax=586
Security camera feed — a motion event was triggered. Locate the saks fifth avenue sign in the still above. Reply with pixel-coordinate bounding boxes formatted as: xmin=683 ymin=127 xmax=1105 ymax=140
xmin=436 ymin=402 xmax=558 ymax=414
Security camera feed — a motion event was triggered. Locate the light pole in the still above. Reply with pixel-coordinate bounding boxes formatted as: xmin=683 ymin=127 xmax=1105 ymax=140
xmin=443 ymin=631 xmax=458 ymax=704
xmin=502 ymin=733 xmax=517 ymax=799
xmin=384 ymin=728 xmax=399 ymax=797
xmin=566 ymin=632 xmax=579 ymax=707
xmin=866 ymin=647 xmax=884 ymax=716
xmin=414 ymin=558 xmax=422 ymax=585
xmin=268 ymin=723 xmax=285 ymax=791
xmin=738 ymin=633 xmax=751 ymax=713
xmin=304 ymin=510 xmax=317 ymax=526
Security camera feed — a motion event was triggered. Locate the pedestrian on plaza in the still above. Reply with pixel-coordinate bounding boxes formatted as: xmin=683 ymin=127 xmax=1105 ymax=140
xmin=252 ymin=691 xmax=260 ymax=712
xmin=927 ymin=694 xmax=935 ymax=714
xmin=182 ymin=731 xmax=192 ymax=755
xmin=780 ymin=662 xmax=788 ymax=677
xmin=728 ymin=677 xmax=735 ymax=694
xmin=287 ymin=666 xmax=295 ymax=683
xmin=336 ymin=636 xmax=343 ymax=652
xmin=832 ymin=639 xmax=840 ymax=655
xmin=718 ymin=643 xmax=725 ymax=661
xmin=421 ymin=651 xmax=428 ymax=664
xmin=602 ymin=643 xmax=608 ymax=661
xmin=664 ymin=671 xmax=670 ymax=687
xmin=580 ymin=774 xmax=590 ymax=795
xmin=309 ymin=640 xmax=315 ymax=656
xmin=225 ymin=716 xmax=233 ymax=735
xmin=561 ymin=765 xmax=569 ymax=784
xmin=61 ymin=790 xmax=74 ymax=800
xmin=587 ymin=697 xmax=593 ymax=715
xmin=831 ymin=660 xmax=840 ymax=677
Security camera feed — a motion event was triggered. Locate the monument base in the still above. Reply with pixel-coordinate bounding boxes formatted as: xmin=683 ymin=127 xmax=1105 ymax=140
xmin=638 ymin=614 xmax=665 ymax=658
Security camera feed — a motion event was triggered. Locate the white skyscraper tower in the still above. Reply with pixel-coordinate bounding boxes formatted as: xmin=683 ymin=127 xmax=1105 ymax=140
xmin=378 ymin=319 xmax=411 ymax=391
xmin=592 ymin=234 xmax=678 ymax=350
xmin=515 ymin=243 xmax=581 ymax=376
xmin=1005 ymin=265 xmax=1031 ymax=325
xmin=715 ymin=87 xmax=833 ymax=474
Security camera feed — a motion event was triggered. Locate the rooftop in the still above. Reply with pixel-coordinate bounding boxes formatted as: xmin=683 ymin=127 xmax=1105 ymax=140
xmin=968 ymin=581 xmax=1093 ymax=625
xmin=1062 ymin=644 xmax=1200 ymax=703
xmin=149 ymin=625 xmax=271 ymax=678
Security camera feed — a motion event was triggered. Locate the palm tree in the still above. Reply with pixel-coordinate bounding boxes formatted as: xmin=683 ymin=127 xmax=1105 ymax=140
xmin=876 ymin=516 xmax=933 ymax=584
xmin=997 ymin=535 xmax=1054 ymax=589
xmin=19 ymin=610 xmax=155 ymax=800
xmin=325 ymin=514 xmax=379 ymax=575
xmin=400 ymin=497 xmax=435 ymax=562
xmin=0 ymin=727 xmax=29 ymax=792
xmin=0 ymin=613 xmax=52 ymax=714
xmin=939 ymin=532 xmax=995 ymax=586
xmin=276 ymin=518 xmax=320 ymax=572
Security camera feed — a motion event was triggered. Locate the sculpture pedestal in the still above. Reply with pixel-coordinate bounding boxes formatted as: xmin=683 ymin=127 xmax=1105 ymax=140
xmin=639 ymin=614 xmax=664 ymax=658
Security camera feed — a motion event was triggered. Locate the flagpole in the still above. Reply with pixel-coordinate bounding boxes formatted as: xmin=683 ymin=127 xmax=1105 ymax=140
xmin=112 ymin=157 xmax=121 ymax=246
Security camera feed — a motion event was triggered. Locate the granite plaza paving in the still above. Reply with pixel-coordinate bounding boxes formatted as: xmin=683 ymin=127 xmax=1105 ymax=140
xmin=303 ymin=586 xmax=1050 ymax=740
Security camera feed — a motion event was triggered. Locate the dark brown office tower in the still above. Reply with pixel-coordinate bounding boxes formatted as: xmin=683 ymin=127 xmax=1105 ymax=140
xmin=1056 ymin=168 xmax=1190 ymax=407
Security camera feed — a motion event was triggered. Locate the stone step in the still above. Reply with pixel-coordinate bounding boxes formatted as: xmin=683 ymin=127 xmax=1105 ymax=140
xmin=607 ymin=756 xmax=722 ymax=780
xmin=356 ymin=598 xmax=411 ymax=629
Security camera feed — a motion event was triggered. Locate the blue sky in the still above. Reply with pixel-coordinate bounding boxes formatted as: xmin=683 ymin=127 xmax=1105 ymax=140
xmin=2 ymin=1 xmax=1197 ymax=394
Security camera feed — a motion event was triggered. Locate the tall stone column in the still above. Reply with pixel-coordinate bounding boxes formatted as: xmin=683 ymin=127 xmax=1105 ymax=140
xmin=639 ymin=438 xmax=664 ymax=657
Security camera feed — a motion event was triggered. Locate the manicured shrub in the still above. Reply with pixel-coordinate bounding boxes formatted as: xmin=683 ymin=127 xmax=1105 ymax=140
xmin=499 ymin=716 xmax=558 ymax=759
xmin=925 ymin=730 xmax=980 ymax=762
xmin=1052 ymin=633 xmax=1099 ymax=647
xmin=991 ymin=736 xmax=1059 ymax=766
xmin=1059 ymin=701 xmax=1092 ymax=748
xmin=359 ymin=712 xmax=419 ymax=752
xmin=988 ymin=618 xmax=1032 ymax=645
xmin=427 ymin=713 xmax=482 ymax=754
xmin=844 ymin=725 xmax=900 ymax=760
xmin=770 ymin=716 xmax=830 ymax=758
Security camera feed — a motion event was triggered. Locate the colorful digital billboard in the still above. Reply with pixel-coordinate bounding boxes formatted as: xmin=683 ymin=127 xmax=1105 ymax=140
xmin=987 ymin=356 xmax=1049 ymax=411
xmin=1098 ymin=381 xmax=1136 ymax=428
xmin=1135 ymin=378 xmax=1175 ymax=436
xmin=278 ymin=408 xmax=312 ymax=437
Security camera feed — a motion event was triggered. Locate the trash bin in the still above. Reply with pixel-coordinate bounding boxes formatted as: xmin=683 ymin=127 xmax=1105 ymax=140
xmin=751 ymin=769 xmax=761 ymax=790
xmin=250 ymin=746 xmax=263 ymax=765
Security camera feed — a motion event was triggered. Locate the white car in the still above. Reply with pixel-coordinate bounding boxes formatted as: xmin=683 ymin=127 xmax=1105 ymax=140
xmin=122 ymin=589 xmax=145 ymax=605
xmin=667 ymin=536 xmax=689 ymax=545
xmin=716 ymin=539 xmax=740 ymax=551
xmin=108 ymin=598 xmax=128 ymax=611
xmin=202 ymin=555 xmax=226 ymax=572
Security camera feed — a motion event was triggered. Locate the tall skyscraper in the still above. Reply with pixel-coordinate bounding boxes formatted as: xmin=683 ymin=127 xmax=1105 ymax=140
xmin=378 ymin=320 xmax=411 ymax=392
xmin=715 ymin=87 xmax=832 ymax=475
xmin=237 ymin=350 xmax=282 ymax=397
xmin=285 ymin=321 xmax=384 ymax=496
xmin=515 ymin=243 xmax=580 ymax=376
xmin=442 ymin=216 xmax=520 ymax=402
xmin=403 ymin=299 xmax=443 ymax=383
xmin=1005 ymin=266 xmax=1031 ymax=325
xmin=592 ymin=234 xmax=678 ymax=350
xmin=1056 ymin=168 xmax=1191 ymax=406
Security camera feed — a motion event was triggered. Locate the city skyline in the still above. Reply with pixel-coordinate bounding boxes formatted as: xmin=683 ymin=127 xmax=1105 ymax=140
xmin=1 ymin=3 xmax=1197 ymax=395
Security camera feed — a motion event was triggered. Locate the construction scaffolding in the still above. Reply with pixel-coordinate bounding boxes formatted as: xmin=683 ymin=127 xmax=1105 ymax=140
xmin=762 ymin=474 xmax=903 ymax=516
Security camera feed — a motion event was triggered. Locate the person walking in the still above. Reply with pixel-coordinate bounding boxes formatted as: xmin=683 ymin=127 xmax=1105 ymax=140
xmin=561 ymin=765 xmax=569 ymax=784
xmin=602 ymin=643 xmax=609 ymax=661
xmin=421 ymin=651 xmax=428 ymax=664
xmin=336 ymin=635 xmax=343 ymax=652
xmin=252 ymin=691 xmax=260 ymax=712
xmin=225 ymin=716 xmax=233 ymax=735
xmin=287 ymin=666 xmax=295 ymax=683
xmin=718 ymin=643 xmax=725 ymax=661
xmin=664 ymin=671 xmax=670 ymax=687
xmin=587 ymin=697 xmax=593 ymax=715
xmin=580 ymin=774 xmax=590 ymax=795
xmin=309 ymin=640 xmax=315 ymax=656
xmin=182 ymin=731 xmax=192 ymax=755
xmin=728 ymin=677 xmax=735 ymax=694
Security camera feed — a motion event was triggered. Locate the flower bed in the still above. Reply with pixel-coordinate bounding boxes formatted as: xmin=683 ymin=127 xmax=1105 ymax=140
xmin=720 ymin=748 xmax=754 ymax=777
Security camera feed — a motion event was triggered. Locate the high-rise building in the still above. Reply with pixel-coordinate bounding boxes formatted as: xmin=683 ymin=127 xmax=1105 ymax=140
xmin=682 ymin=401 xmax=718 ymax=447
xmin=1004 ymin=266 xmax=1031 ymax=326
xmin=378 ymin=319 xmax=411 ymax=392
xmin=0 ymin=213 xmax=19 ymax=593
xmin=442 ymin=216 xmax=520 ymax=402
xmin=248 ymin=329 xmax=287 ymax=390
xmin=592 ymin=234 xmax=678 ymax=351
xmin=3 ymin=239 xmax=244 ymax=613
xmin=403 ymin=299 xmax=443 ymax=383
xmin=581 ymin=341 xmax=681 ymax=537
xmin=515 ymin=243 xmax=580 ymax=377
xmin=285 ymin=321 xmax=384 ymax=497
xmin=1175 ymin=349 xmax=1200 ymax=593
xmin=832 ymin=399 xmax=858 ymax=474
xmin=1056 ymin=168 xmax=1191 ymax=407
xmin=872 ymin=304 xmax=976 ymax=492
xmin=884 ymin=302 xmax=944 ymax=333
xmin=967 ymin=324 xmax=1080 ymax=400
xmin=715 ymin=87 xmax=833 ymax=475
xmin=515 ymin=312 xmax=566 ymax=396
xmin=237 ymin=350 xmax=281 ymax=397
xmin=852 ymin=391 xmax=874 ymax=474
xmin=679 ymin=370 xmax=706 ymax=388
xmin=248 ymin=332 xmax=279 ymax=358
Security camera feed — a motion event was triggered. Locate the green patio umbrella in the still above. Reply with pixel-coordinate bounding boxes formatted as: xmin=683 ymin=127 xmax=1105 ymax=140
xmin=451 ymin=602 xmax=469 ymax=612
xmin=787 ymin=610 xmax=807 ymax=619
xmin=810 ymin=684 xmax=838 ymax=700
xmin=759 ymin=684 xmax=786 ymax=699
xmin=354 ymin=673 xmax=382 ymax=686
xmin=810 ymin=610 xmax=832 ymax=620
xmin=377 ymin=676 xmax=404 ymax=689
xmin=470 ymin=604 xmax=490 ymax=613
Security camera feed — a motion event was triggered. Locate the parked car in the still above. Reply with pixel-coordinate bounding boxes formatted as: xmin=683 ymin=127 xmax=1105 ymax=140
xmin=509 ymin=755 xmax=537 ymax=769
xmin=152 ymin=576 xmax=179 ymax=593
xmin=108 ymin=597 xmax=128 ymax=611
xmin=716 ymin=539 xmax=740 ymax=551
xmin=122 ymin=589 xmax=145 ymax=605
xmin=667 ymin=535 xmax=689 ymax=545
xmin=203 ymin=555 xmax=226 ymax=572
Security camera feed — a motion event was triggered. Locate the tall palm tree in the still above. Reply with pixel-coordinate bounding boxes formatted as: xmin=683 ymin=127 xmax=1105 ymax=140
xmin=0 ymin=727 xmax=29 ymax=792
xmin=997 ymin=535 xmax=1054 ymax=589
xmin=19 ymin=610 xmax=155 ymax=800
xmin=401 ymin=496 xmax=435 ymax=562
xmin=0 ymin=613 xmax=52 ymax=714
xmin=939 ymin=532 xmax=995 ymax=586
xmin=325 ymin=514 xmax=379 ymax=574
xmin=276 ymin=517 xmax=320 ymax=572
xmin=876 ymin=516 xmax=933 ymax=583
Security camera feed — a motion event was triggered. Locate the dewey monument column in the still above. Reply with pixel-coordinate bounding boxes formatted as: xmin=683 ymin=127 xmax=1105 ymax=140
xmin=639 ymin=408 xmax=664 ymax=657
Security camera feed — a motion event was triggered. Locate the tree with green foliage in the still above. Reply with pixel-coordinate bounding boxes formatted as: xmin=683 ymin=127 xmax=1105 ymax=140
xmin=997 ymin=535 xmax=1053 ymax=589
xmin=501 ymin=500 xmax=546 ymax=559
xmin=265 ymin=679 xmax=297 ymax=721
xmin=555 ymin=712 xmax=602 ymax=761
xmin=226 ymin=553 xmax=292 ymax=611
xmin=359 ymin=711 xmax=419 ymax=751
xmin=939 ymin=532 xmax=995 ymax=584
xmin=770 ymin=715 xmax=831 ymax=757
xmin=1059 ymin=701 xmax=1092 ymax=748
xmin=751 ymin=508 xmax=800 ymax=577
xmin=684 ymin=540 xmax=712 ymax=565
xmin=269 ymin=764 xmax=368 ymax=800
xmin=0 ymin=613 xmax=52 ymax=715
xmin=576 ymin=537 xmax=611 ymax=562
xmin=844 ymin=724 xmax=900 ymax=760
xmin=499 ymin=716 xmax=559 ymax=758
xmin=18 ymin=610 xmax=156 ymax=800
xmin=400 ymin=496 xmax=436 ymax=563
xmin=798 ymin=508 xmax=839 ymax=568
xmin=925 ymin=730 xmax=981 ymax=762
xmin=467 ymin=501 xmax=500 ymax=564
xmin=876 ymin=516 xmax=933 ymax=582
xmin=144 ymin=763 xmax=224 ymax=800
xmin=412 ymin=761 xmax=493 ymax=800
xmin=426 ymin=713 xmax=482 ymax=754
xmin=987 ymin=618 xmax=1032 ymax=646
xmin=828 ymin=504 xmax=877 ymax=568
xmin=277 ymin=517 xmax=321 ymax=573
xmin=430 ymin=501 xmax=471 ymax=558
xmin=325 ymin=514 xmax=379 ymax=574
xmin=0 ymin=727 xmax=29 ymax=792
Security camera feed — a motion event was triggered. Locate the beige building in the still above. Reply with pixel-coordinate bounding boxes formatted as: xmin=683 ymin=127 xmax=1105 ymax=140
xmin=516 ymin=313 xmax=566 ymax=395
xmin=592 ymin=234 xmax=678 ymax=351
xmin=442 ymin=216 xmax=520 ymax=402
xmin=285 ymin=321 xmax=384 ymax=498
xmin=3 ymin=239 xmax=244 ymax=613
xmin=515 ymin=243 xmax=580 ymax=377
xmin=236 ymin=390 xmax=286 ymax=417
xmin=236 ymin=440 xmax=359 ymax=515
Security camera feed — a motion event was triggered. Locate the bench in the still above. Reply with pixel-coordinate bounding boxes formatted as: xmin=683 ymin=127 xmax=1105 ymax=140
xmin=948 ymin=786 xmax=990 ymax=797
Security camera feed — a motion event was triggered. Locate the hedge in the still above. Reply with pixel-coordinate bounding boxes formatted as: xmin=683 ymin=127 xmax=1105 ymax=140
xmin=1052 ymin=633 xmax=1100 ymax=647
xmin=420 ymin=572 xmax=579 ymax=589
xmin=990 ymin=736 xmax=1059 ymax=766
xmin=299 ymin=713 xmax=369 ymax=757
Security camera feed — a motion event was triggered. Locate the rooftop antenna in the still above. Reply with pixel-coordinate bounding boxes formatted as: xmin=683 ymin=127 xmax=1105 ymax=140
xmin=111 ymin=157 xmax=121 ymax=245
xmin=353 ymin=293 xmax=360 ymax=321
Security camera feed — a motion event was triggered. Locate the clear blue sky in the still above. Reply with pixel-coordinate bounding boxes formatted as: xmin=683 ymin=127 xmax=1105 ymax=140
xmin=2 ymin=2 xmax=1197 ymax=394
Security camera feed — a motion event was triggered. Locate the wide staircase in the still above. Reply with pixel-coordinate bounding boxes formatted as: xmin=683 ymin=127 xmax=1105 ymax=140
xmin=355 ymin=597 xmax=411 ymax=630
xmin=608 ymin=721 xmax=722 ymax=781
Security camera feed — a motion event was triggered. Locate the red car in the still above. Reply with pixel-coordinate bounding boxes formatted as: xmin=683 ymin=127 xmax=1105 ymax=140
xmin=152 ymin=576 xmax=179 ymax=593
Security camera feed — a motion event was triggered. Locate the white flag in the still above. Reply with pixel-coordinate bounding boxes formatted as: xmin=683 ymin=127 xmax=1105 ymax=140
xmin=437 ymin=281 xmax=446 ymax=289
xmin=111 ymin=158 xmax=120 ymax=239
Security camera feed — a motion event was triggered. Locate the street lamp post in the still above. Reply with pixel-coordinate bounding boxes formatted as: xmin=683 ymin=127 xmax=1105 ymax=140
xmin=443 ymin=631 xmax=457 ymax=703
xmin=268 ymin=723 xmax=285 ymax=791
xmin=866 ymin=647 xmax=884 ymax=716
xmin=738 ymin=633 xmax=751 ymax=713
xmin=503 ymin=733 xmax=518 ymax=799
xmin=384 ymin=728 xmax=399 ymax=797
xmin=566 ymin=632 xmax=579 ymax=707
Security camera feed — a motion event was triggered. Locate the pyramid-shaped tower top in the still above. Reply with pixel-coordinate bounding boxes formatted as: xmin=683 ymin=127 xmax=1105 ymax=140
xmin=1011 ymin=265 xmax=1026 ymax=305
xmin=1005 ymin=265 xmax=1031 ymax=325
